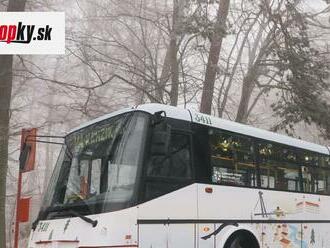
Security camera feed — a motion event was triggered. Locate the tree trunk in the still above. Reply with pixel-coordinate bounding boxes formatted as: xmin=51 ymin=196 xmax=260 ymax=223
xmin=169 ymin=34 xmax=179 ymax=106
xmin=200 ymin=0 xmax=230 ymax=114
xmin=169 ymin=0 xmax=181 ymax=106
xmin=235 ymin=68 xmax=257 ymax=123
xmin=235 ymin=22 xmax=274 ymax=123
xmin=156 ymin=47 xmax=171 ymax=102
xmin=0 ymin=55 xmax=13 ymax=248
xmin=0 ymin=1 xmax=26 ymax=246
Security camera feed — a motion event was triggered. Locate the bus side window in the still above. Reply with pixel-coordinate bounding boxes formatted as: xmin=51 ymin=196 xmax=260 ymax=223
xmin=319 ymin=155 xmax=330 ymax=182
xmin=258 ymin=142 xmax=300 ymax=192
xmin=321 ymin=156 xmax=330 ymax=194
xmin=144 ymin=132 xmax=192 ymax=201
xmin=169 ymin=133 xmax=192 ymax=178
xmin=302 ymin=166 xmax=330 ymax=194
xmin=322 ymin=156 xmax=330 ymax=167
xmin=147 ymin=132 xmax=192 ymax=179
xmin=210 ymin=129 xmax=256 ymax=187
xmin=326 ymin=171 xmax=330 ymax=194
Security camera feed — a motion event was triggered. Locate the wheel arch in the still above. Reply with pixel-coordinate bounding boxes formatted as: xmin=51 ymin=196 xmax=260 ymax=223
xmin=223 ymin=229 xmax=260 ymax=248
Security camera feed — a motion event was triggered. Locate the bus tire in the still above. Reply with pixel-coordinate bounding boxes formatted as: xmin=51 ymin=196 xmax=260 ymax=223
xmin=224 ymin=230 xmax=260 ymax=248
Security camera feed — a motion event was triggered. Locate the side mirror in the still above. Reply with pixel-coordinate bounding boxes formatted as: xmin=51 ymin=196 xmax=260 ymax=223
xmin=19 ymin=143 xmax=31 ymax=171
xmin=152 ymin=110 xmax=166 ymax=126
xmin=19 ymin=128 xmax=37 ymax=172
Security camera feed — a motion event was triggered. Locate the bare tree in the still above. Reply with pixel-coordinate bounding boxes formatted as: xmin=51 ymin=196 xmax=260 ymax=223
xmin=0 ymin=1 xmax=27 ymax=246
xmin=200 ymin=0 xmax=230 ymax=114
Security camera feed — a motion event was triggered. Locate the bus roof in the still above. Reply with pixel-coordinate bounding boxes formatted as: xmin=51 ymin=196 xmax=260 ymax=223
xmin=68 ymin=103 xmax=329 ymax=155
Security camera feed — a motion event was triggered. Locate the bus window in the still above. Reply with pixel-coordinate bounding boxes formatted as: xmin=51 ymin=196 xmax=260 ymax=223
xmin=320 ymin=156 xmax=330 ymax=167
xmin=304 ymin=152 xmax=320 ymax=166
xmin=302 ymin=166 xmax=330 ymax=194
xmin=42 ymin=112 xmax=150 ymax=217
xmin=285 ymin=168 xmax=300 ymax=191
xmin=260 ymin=167 xmax=275 ymax=189
xmin=300 ymin=152 xmax=330 ymax=194
xmin=144 ymin=132 xmax=192 ymax=201
xmin=147 ymin=132 xmax=192 ymax=179
xmin=210 ymin=129 xmax=256 ymax=187
xmin=63 ymin=147 xmax=107 ymax=204
xmin=103 ymin=113 xmax=149 ymax=211
xmin=323 ymin=170 xmax=330 ymax=194
xmin=258 ymin=142 xmax=300 ymax=192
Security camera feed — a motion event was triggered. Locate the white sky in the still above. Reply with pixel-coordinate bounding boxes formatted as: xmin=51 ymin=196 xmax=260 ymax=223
xmin=300 ymin=0 xmax=328 ymax=12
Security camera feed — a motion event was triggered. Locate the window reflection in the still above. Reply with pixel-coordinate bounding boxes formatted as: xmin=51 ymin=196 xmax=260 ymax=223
xmin=207 ymin=127 xmax=330 ymax=195
xmin=302 ymin=166 xmax=330 ymax=194
xmin=147 ymin=132 xmax=192 ymax=179
xmin=258 ymin=142 xmax=300 ymax=192
xmin=43 ymin=112 xmax=149 ymax=217
xmin=145 ymin=130 xmax=192 ymax=201
xmin=210 ymin=130 xmax=256 ymax=187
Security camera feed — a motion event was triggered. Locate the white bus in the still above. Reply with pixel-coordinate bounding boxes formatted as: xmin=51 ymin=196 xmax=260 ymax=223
xmin=28 ymin=103 xmax=330 ymax=248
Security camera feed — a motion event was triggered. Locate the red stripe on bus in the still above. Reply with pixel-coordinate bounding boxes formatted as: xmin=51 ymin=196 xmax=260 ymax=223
xmin=36 ymin=240 xmax=79 ymax=244
xmin=79 ymin=246 xmax=138 ymax=248
xmin=35 ymin=240 xmax=138 ymax=248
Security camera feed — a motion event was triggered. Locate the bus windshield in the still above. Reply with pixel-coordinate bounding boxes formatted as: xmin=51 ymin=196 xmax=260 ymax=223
xmin=42 ymin=112 xmax=149 ymax=218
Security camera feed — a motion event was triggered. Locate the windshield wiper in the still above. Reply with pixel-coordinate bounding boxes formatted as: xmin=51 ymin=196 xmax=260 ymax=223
xmin=32 ymin=209 xmax=97 ymax=230
xmin=32 ymin=203 xmax=95 ymax=230
xmin=67 ymin=209 xmax=98 ymax=227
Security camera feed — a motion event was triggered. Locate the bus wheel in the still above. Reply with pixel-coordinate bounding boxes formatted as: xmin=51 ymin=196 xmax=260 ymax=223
xmin=224 ymin=230 xmax=259 ymax=248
